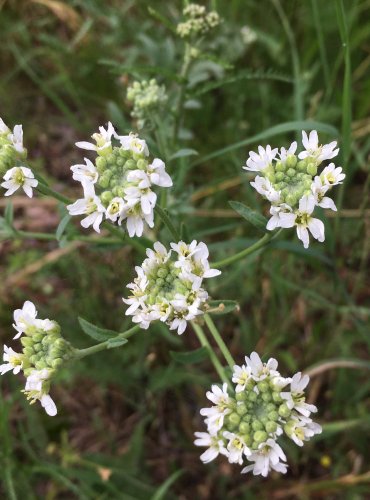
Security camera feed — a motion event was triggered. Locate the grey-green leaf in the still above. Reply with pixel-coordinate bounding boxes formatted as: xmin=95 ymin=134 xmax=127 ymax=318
xmin=78 ymin=317 xmax=119 ymax=341
xmin=229 ymin=201 xmax=267 ymax=232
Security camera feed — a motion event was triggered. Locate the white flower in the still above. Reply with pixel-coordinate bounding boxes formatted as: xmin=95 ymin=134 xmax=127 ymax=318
xmin=143 ymin=242 xmax=171 ymax=272
xmin=278 ymin=141 xmax=297 ymax=162
xmin=0 ymin=118 xmax=10 ymax=134
xmin=119 ymin=201 xmax=154 ymax=237
xmin=75 ymin=122 xmax=115 ymax=152
xmin=266 ymin=204 xmax=294 ymax=231
xmin=118 ymin=132 xmax=149 ymax=156
xmin=298 ymin=130 xmax=339 ymax=163
xmin=244 ymin=351 xmax=279 ymax=381
xmin=12 ymin=301 xmax=38 ymax=339
xmin=0 ymin=346 xmax=23 ymax=375
xmin=24 ymin=369 xmax=57 ymax=417
xmin=250 ymin=176 xmax=280 ymax=203
xmin=320 ymin=163 xmax=345 ymax=186
xmin=1 ymin=166 xmax=38 ymax=198
xmin=8 ymin=125 xmax=25 ymax=154
xmin=205 ymin=383 xmax=231 ymax=410
xmin=124 ymin=185 xmax=157 ymax=215
xmin=194 ymin=432 xmax=227 ymax=463
xmin=244 ymin=145 xmax=278 ymax=172
xmin=71 ymin=158 xmax=99 ymax=185
xmin=232 ymin=363 xmax=251 ymax=392
xmin=147 ymin=158 xmax=172 ymax=187
xmin=223 ymin=431 xmax=250 ymax=464
xmin=105 ymin=197 xmax=125 ymax=222
xmin=311 ymin=177 xmax=337 ymax=211
xmin=126 ymin=169 xmax=151 ymax=189
xmin=67 ymin=183 xmax=105 ymax=233
xmin=281 ymin=372 xmax=318 ymax=417
xmin=279 ymin=195 xmax=325 ymax=249
xmin=286 ymin=416 xmax=322 ymax=446
xmin=241 ymin=439 xmax=288 ymax=477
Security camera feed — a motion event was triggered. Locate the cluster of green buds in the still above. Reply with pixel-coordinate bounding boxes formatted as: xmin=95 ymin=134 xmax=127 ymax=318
xmin=0 ymin=301 xmax=74 ymax=416
xmin=126 ymin=79 xmax=168 ymax=129
xmin=195 ymin=352 xmax=321 ymax=477
xmin=0 ymin=118 xmax=27 ymax=177
xmin=177 ymin=3 xmax=221 ymax=39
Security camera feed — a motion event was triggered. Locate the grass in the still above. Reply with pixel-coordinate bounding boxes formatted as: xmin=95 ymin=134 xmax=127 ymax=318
xmin=0 ymin=0 xmax=370 ymax=498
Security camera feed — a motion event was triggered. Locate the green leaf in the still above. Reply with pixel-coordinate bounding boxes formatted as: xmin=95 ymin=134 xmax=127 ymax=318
xmin=170 ymin=346 xmax=208 ymax=364
xmin=229 ymin=201 xmax=267 ymax=232
xmin=151 ymin=469 xmax=184 ymax=500
xmin=78 ymin=317 xmax=119 ymax=342
xmin=4 ymin=202 xmax=13 ymax=226
xmin=207 ymin=300 xmax=239 ymax=315
xmin=56 ymin=214 xmax=71 ymax=241
xmin=107 ymin=337 xmax=129 ymax=349
xmin=147 ymin=7 xmax=177 ymax=34
xmin=170 ymin=148 xmax=199 ymax=160
xmin=191 ymin=120 xmax=339 ymax=167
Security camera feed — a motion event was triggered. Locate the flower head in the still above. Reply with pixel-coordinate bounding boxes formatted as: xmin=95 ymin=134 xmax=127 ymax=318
xmin=195 ymin=352 xmax=321 ymax=477
xmin=1 ymin=166 xmax=38 ymax=198
xmin=123 ymin=241 xmax=220 ymax=335
xmin=244 ymin=145 xmax=278 ymax=173
xmin=76 ymin=122 xmax=115 ymax=154
xmin=299 ymin=130 xmax=339 ymax=164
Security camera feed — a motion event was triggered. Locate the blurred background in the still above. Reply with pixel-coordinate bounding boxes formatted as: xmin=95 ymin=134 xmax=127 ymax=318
xmin=0 ymin=0 xmax=369 ymax=498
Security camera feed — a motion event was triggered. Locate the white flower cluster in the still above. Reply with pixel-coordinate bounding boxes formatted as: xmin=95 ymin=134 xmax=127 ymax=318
xmin=195 ymin=352 xmax=321 ymax=477
xmin=67 ymin=123 xmax=172 ymax=236
xmin=244 ymin=130 xmax=345 ymax=248
xmin=127 ymin=79 xmax=168 ymax=129
xmin=0 ymin=117 xmax=38 ymax=198
xmin=177 ymin=3 xmax=221 ymax=38
xmin=123 ymin=241 xmax=221 ymax=334
xmin=0 ymin=301 xmax=72 ymax=416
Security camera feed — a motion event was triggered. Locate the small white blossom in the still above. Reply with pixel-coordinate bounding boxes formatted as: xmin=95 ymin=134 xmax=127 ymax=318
xmin=279 ymin=195 xmax=325 ymax=249
xmin=232 ymin=364 xmax=251 ymax=392
xmin=105 ymin=197 xmax=125 ymax=222
xmin=13 ymin=301 xmax=38 ymax=339
xmin=224 ymin=431 xmax=250 ymax=464
xmin=244 ymin=351 xmax=279 ymax=381
xmin=119 ymin=201 xmax=154 ymax=237
xmin=8 ymin=124 xmax=25 ymax=154
xmin=250 ymin=175 xmax=280 ymax=203
xmin=71 ymin=158 xmax=99 ymax=185
xmin=67 ymin=183 xmax=105 ymax=233
xmin=0 ymin=346 xmax=23 ymax=375
xmin=24 ymin=369 xmax=57 ymax=417
xmin=320 ymin=163 xmax=345 ymax=186
xmin=1 ymin=166 xmax=38 ymax=198
xmin=76 ymin=122 xmax=115 ymax=152
xmin=194 ymin=432 xmax=227 ymax=463
xmin=311 ymin=177 xmax=337 ymax=211
xmin=286 ymin=416 xmax=322 ymax=446
xmin=241 ymin=440 xmax=288 ymax=477
xmin=298 ymin=130 xmax=339 ymax=163
xmin=278 ymin=141 xmax=297 ymax=162
xmin=0 ymin=118 xmax=10 ymax=134
xmin=266 ymin=204 xmax=294 ymax=231
xmin=118 ymin=132 xmax=149 ymax=156
xmin=147 ymin=158 xmax=173 ymax=187
xmin=244 ymin=145 xmax=278 ymax=172
xmin=281 ymin=372 xmax=318 ymax=417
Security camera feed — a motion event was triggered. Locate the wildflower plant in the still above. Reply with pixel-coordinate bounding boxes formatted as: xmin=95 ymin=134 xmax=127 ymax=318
xmin=0 ymin=2 xmax=350 ymax=488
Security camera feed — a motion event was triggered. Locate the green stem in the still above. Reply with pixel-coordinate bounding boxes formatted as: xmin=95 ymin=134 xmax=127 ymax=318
xmin=173 ymin=44 xmax=192 ymax=142
xmin=36 ymin=183 xmax=71 ymax=205
xmin=212 ymin=230 xmax=280 ymax=269
xmin=191 ymin=321 xmax=231 ymax=388
xmin=204 ymin=314 xmax=235 ymax=369
xmin=154 ymin=205 xmax=180 ymax=240
xmin=74 ymin=325 xmax=141 ymax=360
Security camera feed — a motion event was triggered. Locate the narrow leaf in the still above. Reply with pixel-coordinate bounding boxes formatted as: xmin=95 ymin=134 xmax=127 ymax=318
xmin=4 ymin=202 xmax=13 ymax=226
xmin=170 ymin=346 xmax=209 ymax=364
xmin=229 ymin=201 xmax=267 ymax=231
xmin=56 ymin=214 xmax=71 ymax=241
xmin=78 ymin=317 xmax=118 ymax=341
xmin=170 ymin=148 xmax=199 ymax=160
xmin=107 ymin=337 xmax=129 ymax=349
xmin=207 ymin=300 xmax=239 ymax=315
xmin=151 ymin=470 xmax=184 ymax=500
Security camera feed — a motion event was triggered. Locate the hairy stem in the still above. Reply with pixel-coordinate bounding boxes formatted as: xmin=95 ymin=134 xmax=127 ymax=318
xmin=74 ymin=325 xmax=141 ymax=359
xmin=204 ymin=314 xmax=235 ymax=369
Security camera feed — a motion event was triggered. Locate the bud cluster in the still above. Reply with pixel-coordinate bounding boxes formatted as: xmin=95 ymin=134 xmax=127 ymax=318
xmin=123 ymin=241 xmax=221 ymax=334
xmin=127 ymin=79 xmax=168 ymax=129
xmin=177 ymin=3 xmax=221 ymax=39
xmin=67 ymin=123 xmax=172 ymax=237
xmin=244 ymin=130 xmax=345 ymax=248
xmin=0 ymin=301 xmax=72 ymax=416
xmin=195 ymin=352 xmax=321 ymax=477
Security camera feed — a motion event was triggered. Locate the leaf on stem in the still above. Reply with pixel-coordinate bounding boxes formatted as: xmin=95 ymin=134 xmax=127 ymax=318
xmin=170 ymin=149 xmax=198 ymax=160
xmin=229 ymin=201 xmax=267 ymax=232
xmin=78 ymin=317 xmax=119 ymax=342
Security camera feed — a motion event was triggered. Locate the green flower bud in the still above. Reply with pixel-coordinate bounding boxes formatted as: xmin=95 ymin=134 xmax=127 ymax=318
xmin=239 ymin=421 xmax=250 ymax=434
xmin=51 ymin=358 xmax=63 ymax=369
xmin=236 ymin=391 xmax=247 ymax=401
xmin=242 ymin=434 xmax=252 ymax=447
xmin=257 ymin=381 xmax=269 ymax=393
xmin=278 ymin=403 xmax=291 ymax=418
xmin=95 ymin=156 xmax=107 ymax=173
xmin=265 ymin=421 xmax=278 ymax=433
xmin=23 ymin=347 xmax=34 ymax=357
xmin=35 ymin=360 xmax=47 ymax=370
xmin=268 ymin=410 xmax=279 ymax=421
xmin=228 ymin=412 xmax=241 ymax=427
xmin=33 ymin=342 xmax=42 ymax=352
xmin=248 ymin=391 xmax=257 ymax=403
xmin=285 ymin=194 xmax=297 ymax=207
xmin=236 ymin=403 xmax=248 ymax=416
xmin=297 ymin=159 xmax=307 ymax=172
xmin=100 ymin=191 xmax=113 ymax=205
xmin=262 ymin=392 xmax=272 ymax=402
xmin=137 ymin=159 xmax=148 ymax=170
xmin=287 ymin=168 xmax=296 ymax=178
xmin=21 ymin=337 xmax=33 ymax=347
xmin=275 ymin=172 xmax=284 ymax=182
xmin=272 ymin=391 xmax=283 ymax=403
xmin=156 ymin=278 xmax=165 ymax=287
xmin=286 ymin=154 xmax=297 ymax=168
xmin=307 ymin=163 xmax=317 ymax=176
xmin=125 ymin=159 xmax=136 ymax=170
xmin=275 ymin=161 xmax=285 ymax=172
xmin=242 ymin=414 xmax=252 ymax=423
xmin=252 ymin=420 xmax=264 ymax=431
xmin=253 ymin=430 xmax=268 ymax=444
